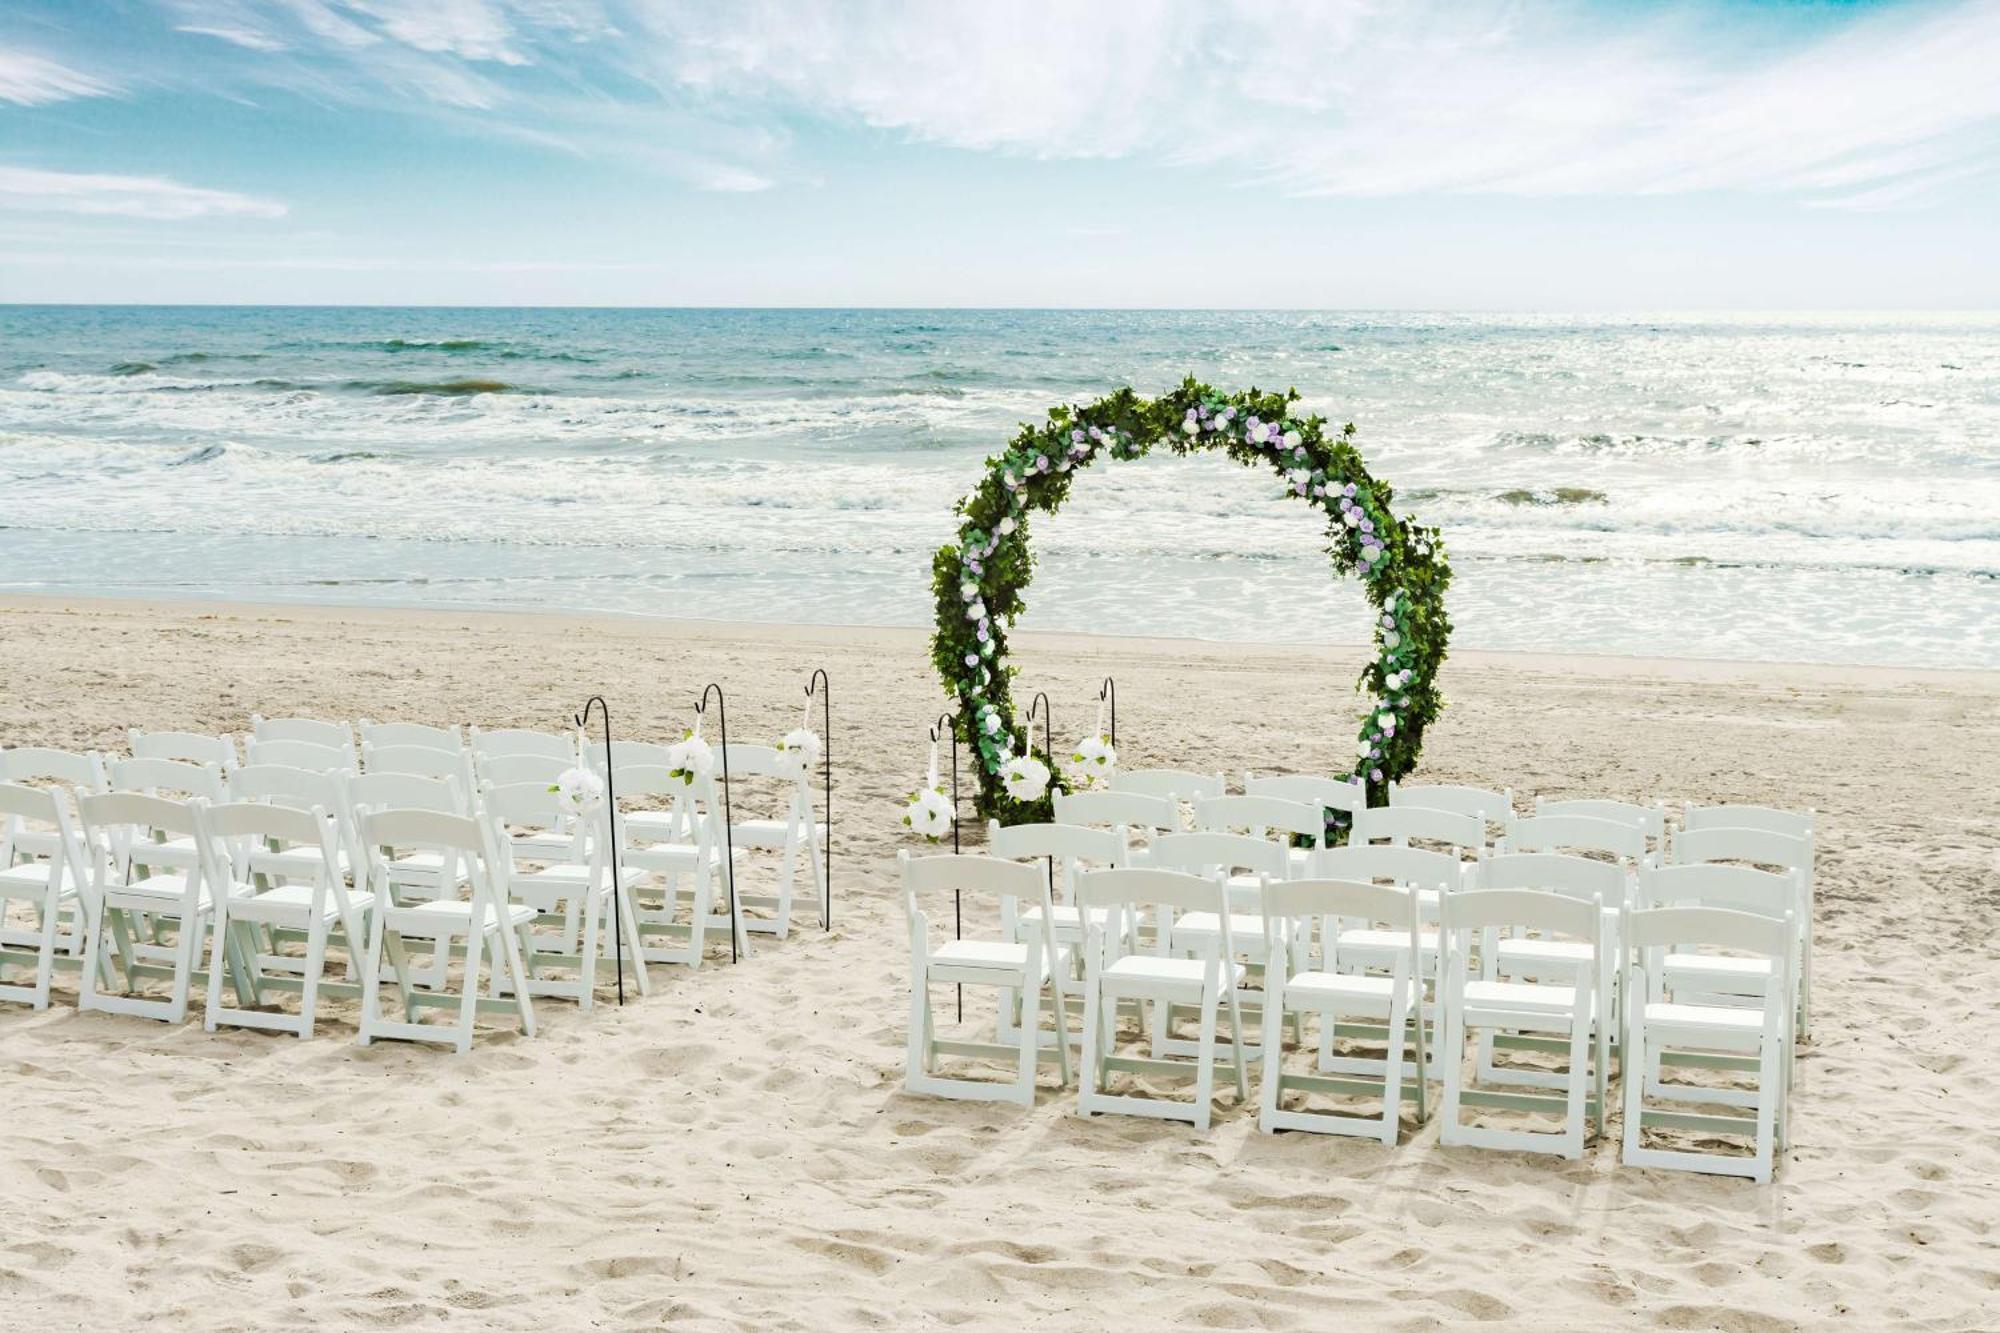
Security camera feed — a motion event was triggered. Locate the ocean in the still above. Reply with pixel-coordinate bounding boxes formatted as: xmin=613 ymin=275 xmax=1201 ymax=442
xmin=1 ymin=306 xmax=1994 ymax=668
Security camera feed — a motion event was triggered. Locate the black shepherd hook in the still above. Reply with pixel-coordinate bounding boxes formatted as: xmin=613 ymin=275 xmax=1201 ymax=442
xmin=695 ymin=683 xmax=744 ymax=965
xmin=1098 ymin=677 xmax=1117 ymax=746
xmin=1024 ymin=691 xmax=1053 ymax=765
xmin=930 ymin=710 xmax=964 ymax=1021
xmin=805 ymin=668 xmax=832 ymax=931
xmin=573 ymin=695 xmax=626 ymax=1006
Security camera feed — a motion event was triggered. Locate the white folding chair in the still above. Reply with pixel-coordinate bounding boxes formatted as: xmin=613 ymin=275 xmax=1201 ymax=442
xmin=1 ymin=747 xmax=108 ymax=864
xmin=1352 ymin=803 xmax=1486 ymax=859
xmin=249 ymin=715 xmax=357 ymax=766
xmin=1623 ymin=906 xmax=1793 ymax=1182
xmin=106 ymin=757 xmax=226 ymax=964
xmin=0 ymin=782 xmax=96 ymax=1009
xmin=1259 ymin=877 xmax=1428 ymax=1143
xmin=244 ymin=738 xmax=353 ymax=774
xmin=618 ymin=765 xmax=747 ymax=968
xmin=1195 ymin=793 xmax=1326 ymax=879
xmin=1108 ymin=768 xmax=1224 ymax=828
xmin=128 ymin=729 xmax=238 ymax=772
xmin=1145 ymin=831 xmax=1291 ymax=1056
xmin=358 ymin=720 xmax=463 ymax=753
xmin=1534 ymin=796 xmax=1668 ymax=863
xmin=1683 ymin=803 xmax=1814 ymax=840
xmin=355 ymin=807 xmax=536 ymax=1053
xmin=200 ymin=800 xmax=371 ymax=1038
xmin=1672 ymin=823 xmax=1814 ymax=1037
xmin=1471 ymin=850 xmax=1628 ymax=1128
xmin=482 ymin=780 xmax=648 ymax=1010
xmin=76 ymin=792 xmax=226 ymax=1024
xmin=1437 ymin=888 xmax=1606 ymax=1159
xmin=901 ymin=851 xmax=1070 ymax=1105
xmin=1311 ymin=842 xmax=1459 ymax=1078
xmin=1242 ymin=771 xmax=1364 ymax=848
xmin=1388 ymin=781 xmax=1514 ymax=838
xmin=716 ymin=743 xmax=826 ymax=940
xmin=1053 ymin=788 xmax=1177 ymax=864
xmin=1636 ymin=860 xmax=1802 ymax=1109
xmin=469 ymin=726 xmax=579 ymax=764
xmin=1073 ymin=866 xmax=1248 ymax=1132
xmin=346 ymin=771 xmax=471 ymax=987
xmin=987 ymin=820 xmax=1128 ymax=1051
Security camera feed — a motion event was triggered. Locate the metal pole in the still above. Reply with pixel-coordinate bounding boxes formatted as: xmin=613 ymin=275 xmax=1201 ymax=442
xmin=931 ymin=711 xmax=963 ymax=1020
xmin=698 ymin=684 xmax=742 ymax=964
xmin=1100 ymin=677 xmax=1116 ymax=746
xmin=574 ymin=695 xmax=624 ymax=1006
xmin=806 ymin=668 xmax=831 ymax=931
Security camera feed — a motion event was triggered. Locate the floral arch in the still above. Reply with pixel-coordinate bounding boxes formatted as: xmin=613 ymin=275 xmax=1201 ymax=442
xmin=929 ymin=378 xmax=1452 ymax=826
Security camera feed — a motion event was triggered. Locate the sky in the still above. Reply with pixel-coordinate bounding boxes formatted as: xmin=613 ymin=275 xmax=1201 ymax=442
xmin=1 ymin=0 xmax=1997 ymax=308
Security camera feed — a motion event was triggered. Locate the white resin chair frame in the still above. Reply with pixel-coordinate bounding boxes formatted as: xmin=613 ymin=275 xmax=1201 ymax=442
xmin=0 ymin=782 xmax=97 ymax=1009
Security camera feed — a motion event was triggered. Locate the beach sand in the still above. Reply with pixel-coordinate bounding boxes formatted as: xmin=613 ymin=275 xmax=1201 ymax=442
xmin=2 ymin=594 xmax=1996 ymax=1331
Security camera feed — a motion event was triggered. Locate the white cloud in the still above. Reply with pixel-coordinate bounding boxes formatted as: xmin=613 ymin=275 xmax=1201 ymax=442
xmin=0 ymin=166 xmax=287 ymax=220
xmin=0 ymin=49 xmax=116 ymax=105
xmin=176 ymin=24 xmax=289 ymax=52
xmin=123 ymin=0 xmax=2000 ymax=209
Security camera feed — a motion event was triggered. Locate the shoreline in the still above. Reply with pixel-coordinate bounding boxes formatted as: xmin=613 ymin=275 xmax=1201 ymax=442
xmin=5 ymin=591 xmax=1994 ymax=690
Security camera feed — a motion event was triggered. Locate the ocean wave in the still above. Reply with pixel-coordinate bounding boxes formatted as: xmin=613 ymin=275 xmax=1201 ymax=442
xmin=354 ymin=378 xmax=540 ymax=397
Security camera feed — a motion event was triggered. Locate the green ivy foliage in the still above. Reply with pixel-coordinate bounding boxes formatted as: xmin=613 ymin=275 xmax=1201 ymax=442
xmin=929 ymin=379 xmax=1451 ymax=831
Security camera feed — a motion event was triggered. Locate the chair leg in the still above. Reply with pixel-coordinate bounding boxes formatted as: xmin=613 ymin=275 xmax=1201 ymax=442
xmin=455 ymin=926 xmax=485 ymax=1054
xmin=1193 ymin=984 xmax=1220 ymax=1133
xmin=202 ymin=896 xmax=233 ymax=1032
xmin=905 ymin=976 xmax=930 ymax=1089
xmin=1016 ymin=976 xmax=1040 ymax=1106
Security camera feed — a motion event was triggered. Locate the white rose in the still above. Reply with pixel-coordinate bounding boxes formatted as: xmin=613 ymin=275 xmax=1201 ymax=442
xmin=1182 ymin=419 xmax=1199 ymax=435
xmin=549 ymin=766 xmax=604 ymax=816
xmin=1356 ymin=738 xmax=1375 ymax=758
xmin=775 ymin=728 xmax=822 ymax=776
xmin=997 ymin=517 xmax=1016 ymax=535
xmin=665 ymin=733 xmax=714 ymax=786
xmin=903 ymin=786 xmax=955 ymax=840
xmin=1070 ymin=734 xmax=1116 ymax=786
xmin=1283 ymin=430 xmax=1301 ymax=449
xmin=999 ymin=754 xmax=1051 ymax=803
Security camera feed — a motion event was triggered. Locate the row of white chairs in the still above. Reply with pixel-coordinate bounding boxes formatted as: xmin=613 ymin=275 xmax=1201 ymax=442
xmin=902 ymin=778 xmax=1814 ymax=1183
xmin=0 ymin=724 xmax=828 ymax=1046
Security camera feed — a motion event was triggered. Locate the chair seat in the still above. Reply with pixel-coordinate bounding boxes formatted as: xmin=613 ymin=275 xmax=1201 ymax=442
xmin=1463 ymin=979 xmax=1579 ymax=1012
xmin=624 ymin=842 xmax=745 ymax=871
xmin=251 ymin=846 xmax=349 ymax=877
xmin=106 ymin=875 xmax=211 ymax=912
xmin=1286 ymin=970 xmax=1401 ymax=1004
xmin=517 ymin=863 xmax=647 ymax=891
xmin=1020 ymin=904 xmax=1111 ymax=930
xmin=229 ymin=883 xmax=375 ymax=925
xmin=731 ymin=817 xmax=824 ymax=845
xmin=1102 ymin=954 xmax=1245 ymax=997
xmin=622 ymin=811 xmax=687 ymax=838
xmin=931 ymin=939 xmax=1035 ymax=972
xmin=1339 ymin=927 xmax=1439 ymax=956
xmin=1495 ymin=937 xmax=1594 ymax=967
xmin=0 ymin=863 xmax=70 ymax=899
xmin=1644 ymin=1001 xmax=1768 ymax=1033
xmin=1173 ymin=911 xmax=1268 ymax=956
xmin=389 ymin=898 xmax=535 ymax=934
xmin=1661 ymin=953 xmax=1772 ymax=983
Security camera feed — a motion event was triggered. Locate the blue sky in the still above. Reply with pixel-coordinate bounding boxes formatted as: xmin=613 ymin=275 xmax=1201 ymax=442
xmin=1 ymin=0 xmax=1997 ymax=307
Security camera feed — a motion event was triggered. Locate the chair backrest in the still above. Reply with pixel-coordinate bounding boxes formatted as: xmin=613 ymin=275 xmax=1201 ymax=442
xmin=201 ymin=798 xmax=332 ymax=854
xmin=1442 ymin=886 xmax=1601 ymax=943
xmin=469 ymin=727 xmax=577 ymax=762
xmin=1478 ymin=850 xmax=1627 ymax=907
xmin=1501 ymin=813 xmax=1648 ymax=863
xmin=346 ymin=770 xmax=467 ymax=817
xmin=0 ymin=780 xmax=90 ymax=881
xmin=1672 ymin=826 xmax=1810 ymax=874
xmin=1625 ymin=905 xmax=1793 ymax=959
xmin=359 ymin=807 xmax=488 ymax=857
xmin=987 ymin=819 xmax=1126 ymax=902
xmin=1053 ymin=788 xmax=1178 ymax=837
xmin=1074 ymin=864 xmax=1225 ymax=912
xmin=1350 ymin=804 xmax=1484 ymax=857
xmin=128 ymin=729 xmax=237 ymax=771
xmin=364 ymin=743 xmax=473 ymax=784
xmin=250 ymin=714 xmax=355 ymax=751
xmin=480 ymin=780 xmax=586 ymax=852
xmin=585 ymin=740 xmax=677 ymax=772
xmin=1108 ymin=768 xmax=1225 ymax=802
xmin=1533 ymin=796 xmax=1667 ymax=844
xmin=1639 ymin=862 xmax=1798 ymax=918
xmin=1388 ymin=781 xmax=1512 ymax=827
xmin=1243 ymin=772 xmax=1366 ymax=817
xmin=1315 ymin=842 xmax=1461 ymax=894
xmin=80 ymin=790 xmax=202 ymax=841
xmin=229 ymin=763 xmax=348 ymax=813
xmin=1193 ymin=794 xmax=1325 ymax=845
xmin=475 ymin=752 xmax=572 ymax=788
xmin=244 ymin=738 xmax=353 ymax=773
xmin=1263 ymin=877 xmax=1421 ymax=970
xmin=1 ymin=746 xmax=108 ymax=791
xmin=1147 ymin=830 xmax=1290 ymax=879
xmin=1682 ymin=803 xmax=1813 ymax=840
xmin=358 ymin=719 xmax=463 ymax=752
xmin=109 ymin=756 xmax=226 ymax=801
xmin=715 ymin=744 xmax=787 ymax=779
